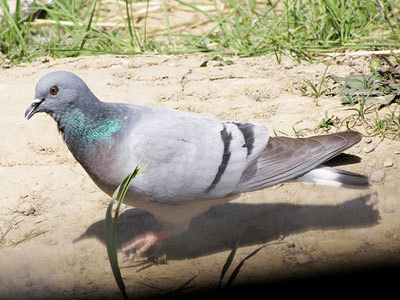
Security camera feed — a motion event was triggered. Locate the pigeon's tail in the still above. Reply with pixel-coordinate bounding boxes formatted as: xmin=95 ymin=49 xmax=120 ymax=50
xmin=239 ymin=131 xmax=369 ymax=192
xmin=296 ymin=165 xmax=370 ymax=189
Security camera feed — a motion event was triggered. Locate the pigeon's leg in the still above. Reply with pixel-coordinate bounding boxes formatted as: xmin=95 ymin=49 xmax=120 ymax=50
xmin=121 ymin=223 xmax=188 ymax=258
xmin=121 ymin=197 xmax=236 ymax=258
xmin=122 ymin=231 xmax=168 ymax=258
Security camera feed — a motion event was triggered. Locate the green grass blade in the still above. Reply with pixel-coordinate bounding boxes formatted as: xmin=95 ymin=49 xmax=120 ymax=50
xmin=218 ymin=245 xmax=237 ymax=289
xmin=0 ymin=0 xmax=26 ymax=47
xmin=142 ymin=0 xmax=150 ymax=50
xmin=105 ymin=186 xmax=126 ymax=298
xmin=224 ymin=244 xmax=266 ymax=289
xmin=105 ymin=166 xmax=141 ymax=300
xmin=173 ymin=0 xmax=214 ymax=21
xmin=14 ymin=0 xmax=22 ymax=29
xmin=218 ymin=227 xmax=243 ymax=288
xmin=124 ymin=0 xmax=135 ymax=48
xmin=80 ymin=0 xmax=97 ymax=50
xmin=222 ymin=241 xmax=286 ymax=289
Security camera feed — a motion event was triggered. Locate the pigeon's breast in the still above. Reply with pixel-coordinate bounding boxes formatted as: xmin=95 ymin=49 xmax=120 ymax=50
xmin=71 ymin=142 xmax=127 ymax=195
xmin=61 ymin=109 xmax=137 ymax=196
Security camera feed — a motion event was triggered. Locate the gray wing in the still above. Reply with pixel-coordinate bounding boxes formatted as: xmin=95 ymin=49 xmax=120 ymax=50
xmin=238 ymin=131 xmax=363 ymax=192
xmin=121 ymin=107 xmax=270 ymax=202
xmin=118 ymin=106 xmax=364 ymax=202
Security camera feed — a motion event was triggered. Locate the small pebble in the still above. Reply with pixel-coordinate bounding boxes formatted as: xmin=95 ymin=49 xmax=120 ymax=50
xmin=283 ymin=252 xmax=314 ymax=265
xmin=75 ymin=61 xmax=87 ymax=69
xmin=113 ymin=71 xmax=128 ymax=79
xmin=24 ymin=206 xmax=36 ymax=216
xmin=286 ymin=243 xmax=296 ymax=248
xmin=381 ymin=195 xmax=395 ymax=213
xmin=364 ymin=137 xmax=372 ymax=144
xmin=383 ymin=160 xmax=393 ymax=167
xmin=363 ymin=144 xmax=375 ymax=153
xmin=17 ymin=203 xmax=36 ymax=215
xmin=368 ymin=193 xmax=380 ymax=206
xmin=370 ymin=169 xmax=386 ymax=182
xmin=38 ymin=56 xmax=50 ymax=63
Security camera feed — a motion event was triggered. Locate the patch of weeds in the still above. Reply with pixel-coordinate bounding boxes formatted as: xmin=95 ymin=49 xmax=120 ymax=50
xmin=317 ymin=111 xmax=339 ymax=132
xmin=0 ymin=0 xmax=35 ymax=64
xmin=331 ymin=70 xmax=400 ymax=107
xmin=373 ymin=118 xmax=391 ymax=137
xmin=302 ymin=65 xmax=330 ymax=101
xmin=290 ymin=120 xmax=316 ymax=137
xmin=366 ymin=109 xmax=400 ymax=139
xmin=199 ymin=55 xmax=233 ymax=67
xmin=331 ymin=66 xmax=400 ymax=139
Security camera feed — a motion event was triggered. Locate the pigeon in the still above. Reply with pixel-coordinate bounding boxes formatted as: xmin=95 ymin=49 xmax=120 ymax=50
xmin=25 ymin=71 xmax=369 ymax=256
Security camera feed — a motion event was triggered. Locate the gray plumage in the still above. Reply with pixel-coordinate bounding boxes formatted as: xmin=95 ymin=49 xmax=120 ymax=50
xmin=25 ymin=71 xmax=369 ymax=254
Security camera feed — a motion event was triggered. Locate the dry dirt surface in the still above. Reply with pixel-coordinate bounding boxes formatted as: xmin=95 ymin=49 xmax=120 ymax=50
xmin=1 ymin=54 xmax=399 ymax=299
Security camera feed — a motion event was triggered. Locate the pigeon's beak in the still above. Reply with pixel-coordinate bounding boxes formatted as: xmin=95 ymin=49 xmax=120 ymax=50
xmin=25 ymin=98 xmax=44 ymax=120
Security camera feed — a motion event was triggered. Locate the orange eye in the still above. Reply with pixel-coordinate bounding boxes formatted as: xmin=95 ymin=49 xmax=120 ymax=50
xmin=49 ymin=86 xmax=59 ymax=95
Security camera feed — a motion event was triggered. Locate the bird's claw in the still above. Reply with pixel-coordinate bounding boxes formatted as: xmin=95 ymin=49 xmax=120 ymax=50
xmin=122 ymin=249 xmax=138 ymax=262
xmin=121 ymin=232 xmax=160 ymax=260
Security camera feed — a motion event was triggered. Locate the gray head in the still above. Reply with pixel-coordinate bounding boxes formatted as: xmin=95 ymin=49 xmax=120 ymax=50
xmin=25 ymin=71 xmax=99 ymax=122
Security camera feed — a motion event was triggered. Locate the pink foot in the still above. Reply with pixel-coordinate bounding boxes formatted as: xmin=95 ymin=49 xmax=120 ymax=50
xmin=122 ymin=231 xmax=169 ymax=259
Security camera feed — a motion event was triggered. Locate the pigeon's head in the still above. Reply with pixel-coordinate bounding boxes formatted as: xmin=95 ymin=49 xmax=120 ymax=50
xmin=25 ymin=71 xmax=97 ymax=121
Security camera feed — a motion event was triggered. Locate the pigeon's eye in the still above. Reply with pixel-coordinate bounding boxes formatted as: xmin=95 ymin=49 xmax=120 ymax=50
xmin=49 ymin=86 xmax=59 ymax=95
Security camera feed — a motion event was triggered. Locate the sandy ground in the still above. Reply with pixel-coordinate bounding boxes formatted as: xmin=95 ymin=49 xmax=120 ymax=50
xmin=1 ymin=54 xmax=399 ymax=299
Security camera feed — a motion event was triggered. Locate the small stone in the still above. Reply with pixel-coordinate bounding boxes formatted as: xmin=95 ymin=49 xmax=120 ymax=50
xmin=363 ymin=144 xmax=375 ymax=153
xmin=39 ymin=57 xmax=50 ymax=63
xmin=368 ymin=193 xmax=380 ymax=206
xmin=364 ymin=137 xmax=372 ymax=144
xmin=113 ymin=71 xmax=128 ymax=79
xmin=24 ymin=206 xmax=36 ymax=216
xmin=75 ymin=61 xmax=88 ymax=69
xmin=283 ymin=252 xmax=314 ymax=265
xmin=370 ymin=169 xmax=386 ymax=182
xmin=381 ymin=195 xmax=396 ymax=213
xmin=383 ymin=160 xmax=393 ymax=167
xmin=17 ymin=204 xmax=36 ymax=216
xmin=286 ymin=243 xmax=296 ymax=248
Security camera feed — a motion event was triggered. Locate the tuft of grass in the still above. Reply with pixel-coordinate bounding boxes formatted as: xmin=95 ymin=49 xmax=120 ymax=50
xmin=317 ymin=111 xmax=339 ymax=132
xmin=331 ymin=71 xmax=400 ymax=107
xmin=0 ymin=0 xmax=33 ymax=62
xmin=302 ymin=64 xmax=330 ymax=101
xmin=366 ymin=109 xmax=400 ymax=139
xmin=330 ymin=66 xmax=400 ymax=139
xmin=199 ymin=55 xmax=233 ymax=67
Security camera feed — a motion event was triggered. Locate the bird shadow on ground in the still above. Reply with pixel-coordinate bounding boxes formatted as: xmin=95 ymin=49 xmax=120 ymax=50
xmin=75 ymin=193 xmax=380 ymax=260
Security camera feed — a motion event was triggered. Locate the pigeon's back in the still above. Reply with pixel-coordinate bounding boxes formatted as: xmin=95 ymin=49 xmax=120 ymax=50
xmin=117 ymin=105 xmax=270 ymax=202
